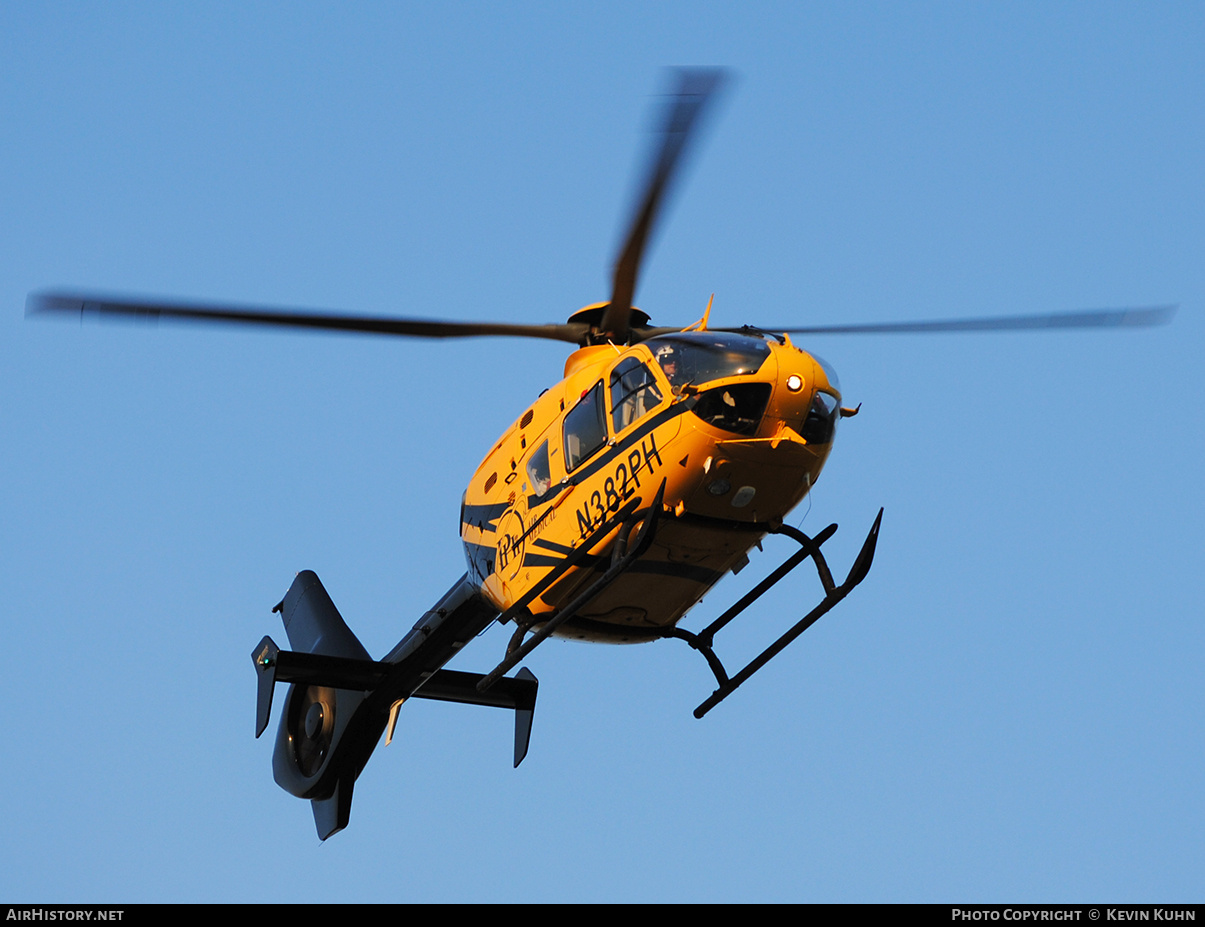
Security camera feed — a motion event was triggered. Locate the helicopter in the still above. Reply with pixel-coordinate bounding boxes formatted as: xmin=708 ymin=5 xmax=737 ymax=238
xmin=27 ymin=69 xmax=1174 ymax=840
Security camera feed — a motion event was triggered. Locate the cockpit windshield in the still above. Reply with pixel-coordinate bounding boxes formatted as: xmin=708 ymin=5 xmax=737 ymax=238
xmin=646 ymin=332 xmax=771 ymax=388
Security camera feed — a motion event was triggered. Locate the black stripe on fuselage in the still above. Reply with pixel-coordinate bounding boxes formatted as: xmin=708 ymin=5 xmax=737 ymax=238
xmin=461 ymin=500 xmax=511 ymax=532
xmin=532 ymin=537 xmax=574 ymax=554
xmin=519 ymin=553 xmax=567 ymax=569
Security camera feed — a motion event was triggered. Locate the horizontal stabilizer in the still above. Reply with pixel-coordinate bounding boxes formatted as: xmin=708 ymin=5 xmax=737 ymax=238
xmin=252 ymin=635 xmax=541 ymax=764
xmin=412 ymin=667 xmax=539 ymax=766
xmin=252 ymin=569 xmax=532 ymax=838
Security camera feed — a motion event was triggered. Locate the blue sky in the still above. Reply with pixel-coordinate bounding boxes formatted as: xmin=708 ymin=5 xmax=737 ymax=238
xmin=2 ymin=2 xmax=1201 ymax=902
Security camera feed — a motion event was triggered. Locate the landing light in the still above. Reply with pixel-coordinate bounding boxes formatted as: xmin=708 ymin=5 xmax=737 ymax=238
xmin=731 ymin=486 xmax=756 ymax=508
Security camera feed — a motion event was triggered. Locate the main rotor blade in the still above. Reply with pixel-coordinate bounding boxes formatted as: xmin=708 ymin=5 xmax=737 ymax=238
xmin=26 ymin=291 xmax=589 ymax=344
xmin=752 ymin=305 xmax=1178 ymax=336
xmin=601 ymin=68 xmax=727 ymax=340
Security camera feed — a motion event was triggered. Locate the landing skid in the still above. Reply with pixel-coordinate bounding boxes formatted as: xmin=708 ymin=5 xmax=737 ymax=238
xmin=476 ymin=483 xmax=881 ymax=721
xmin=665 ymin=508 xmax=883 ymax=717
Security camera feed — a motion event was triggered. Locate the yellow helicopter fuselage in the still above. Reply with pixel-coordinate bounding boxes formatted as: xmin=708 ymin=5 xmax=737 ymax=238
xmin=33 ymin=64 xmax=1168 ymax=841
xmin=460 ymin=324 xmax=843 ymax=642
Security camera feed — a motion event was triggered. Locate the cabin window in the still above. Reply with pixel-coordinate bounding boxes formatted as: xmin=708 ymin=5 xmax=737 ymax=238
xmin=563 ymin=381 xmax=607 ymax=471
xmin=526 ymin=440 xmax=552 ymax=497
xmin=609 ymin=357 xmax=663 ymax=433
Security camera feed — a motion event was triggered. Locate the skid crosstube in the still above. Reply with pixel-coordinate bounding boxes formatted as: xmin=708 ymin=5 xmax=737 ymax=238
xmin=476 ymin=480 xmax=667 ymax=692
xmin=663 ymin=507 xmax=884 ymax=718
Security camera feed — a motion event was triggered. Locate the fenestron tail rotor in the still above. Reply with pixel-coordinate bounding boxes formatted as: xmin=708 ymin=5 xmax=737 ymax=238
xmin=289 ymin=686 xmax=336 ymax=779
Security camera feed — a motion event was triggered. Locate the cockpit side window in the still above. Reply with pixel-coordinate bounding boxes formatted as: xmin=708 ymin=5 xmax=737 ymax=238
xmin=563 ymin=381 xmax=607 ymax=471
xmin=609 ymin=357 xmax=663 ymax=433
xmin=800 ymin=391 xmax=839 ymax=445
